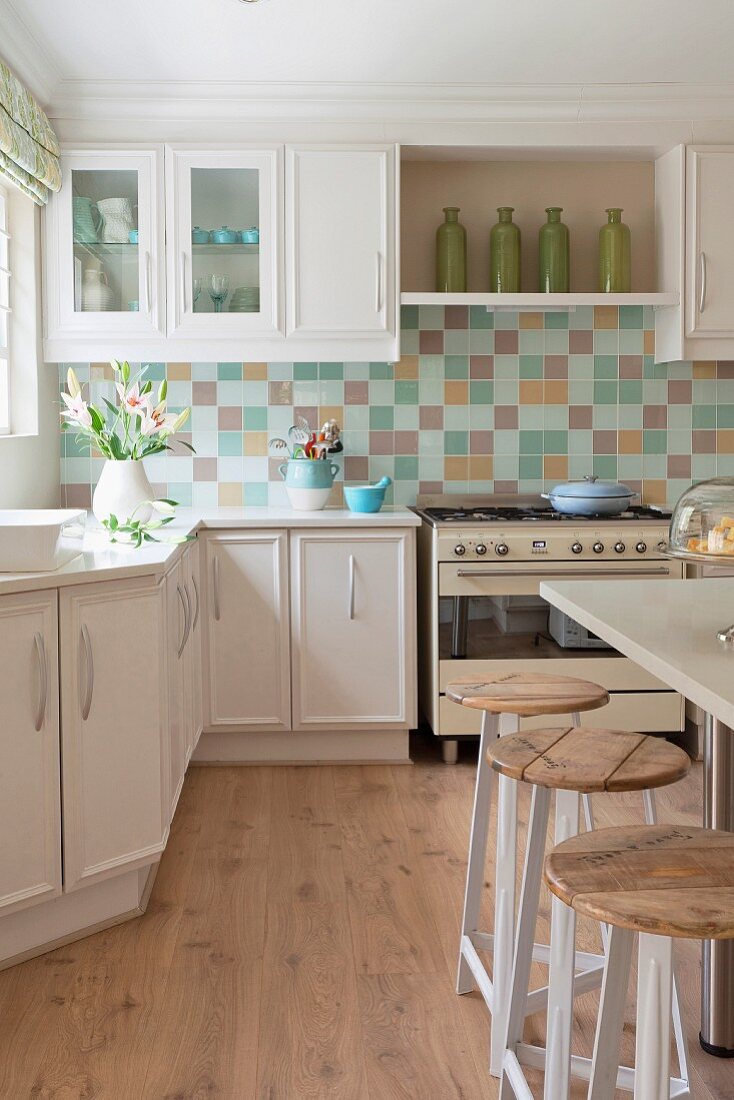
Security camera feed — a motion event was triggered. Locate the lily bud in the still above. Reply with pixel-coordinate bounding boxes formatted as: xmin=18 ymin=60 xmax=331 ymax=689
xmin=158 ymin=379 xmax=167 ymax=403
xmin=66 ymin=368 xmax=81 ymax=398
xmin=172 ymin=408 xmax=190 ymax=433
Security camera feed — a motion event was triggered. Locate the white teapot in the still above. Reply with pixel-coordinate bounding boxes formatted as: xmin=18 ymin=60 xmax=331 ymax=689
xmin=81 ymin=267 xmax=115 ymax=312
xmin=97 ymin=197 xmax=136 ymax=243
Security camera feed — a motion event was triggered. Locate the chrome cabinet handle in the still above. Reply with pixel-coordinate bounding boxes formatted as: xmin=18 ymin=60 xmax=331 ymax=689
xmin=33 ymin=632 xmax=47 ymax=732
xmin=80 ymin=623 xmax=94 ymax=721
xmin=699 ymin=251 xmax=707 ymax=315
xmin=177 ymin=582 xmax=188 ymax=657
xmin=213 ymin=555 xmax=221 ymax=621
xmin=455 ymin=566 xmax=671 ymax=579
xmin=144 ymin=250 xmax=152 ymax=314
xmin=348 ymin=554 xmax=356 ymax=620
xmin=180 ymin=250 xmax=187 ymax=313
xmin=183 ymin=581 xmax=193 ymax=652
xmin=375 ymin=252 xmax=383 ymax=312
xmin=191 ymin=572 xmax=200 ymax=632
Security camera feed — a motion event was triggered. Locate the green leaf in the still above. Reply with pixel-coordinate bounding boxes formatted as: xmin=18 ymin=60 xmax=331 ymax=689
xmin=89 ymin=405 xmax=105 ymax=433
xmin=108 ymin=514 xmax=119 ymax=531
xmin=175 ymin=440 xmax=197 ymax=454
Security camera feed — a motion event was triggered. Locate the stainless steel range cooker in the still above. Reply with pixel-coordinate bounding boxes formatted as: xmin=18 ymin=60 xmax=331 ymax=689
xmin=412 ymin=494 xmax=685 ymax=763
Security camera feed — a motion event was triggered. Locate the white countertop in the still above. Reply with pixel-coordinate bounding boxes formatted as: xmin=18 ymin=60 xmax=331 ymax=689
xmin=0 ymin=506 xmax=420 ymax=596
xmin=541 ymin=578 xmax=734 ymax=729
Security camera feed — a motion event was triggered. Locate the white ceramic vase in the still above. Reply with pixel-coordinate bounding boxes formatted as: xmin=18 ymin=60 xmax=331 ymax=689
xmin=93 ymin=459 xmax=154 ymax=525
xmin=81 ymin=268 xmax=114 ymax=312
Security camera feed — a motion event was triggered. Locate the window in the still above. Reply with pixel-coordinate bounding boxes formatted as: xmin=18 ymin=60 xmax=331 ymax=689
xmin=0 ymin=184 xmax=10 ymax=435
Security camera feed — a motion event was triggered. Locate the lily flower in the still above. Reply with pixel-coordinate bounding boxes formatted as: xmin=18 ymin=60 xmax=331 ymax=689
xmin=115 ymin=381 xmax=150 ymax=417
xmin=140 ymin=402 xmax=177 ymax=437
xmin=61 ymin=390 xmax=92 ymax=430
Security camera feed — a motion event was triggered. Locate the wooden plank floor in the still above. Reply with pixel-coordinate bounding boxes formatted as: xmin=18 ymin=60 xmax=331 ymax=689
xmin=0 ymin=737 xmax=731 ymax=1098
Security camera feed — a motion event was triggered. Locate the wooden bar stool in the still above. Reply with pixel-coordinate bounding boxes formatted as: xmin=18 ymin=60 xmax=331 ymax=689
xmin=539 ymin=825 xmax=734 ymax=1100
xmin=446 ymin=672 xmax=610 ymax=1074
xmin=495 ymin=733 xmax=692 ymax=1100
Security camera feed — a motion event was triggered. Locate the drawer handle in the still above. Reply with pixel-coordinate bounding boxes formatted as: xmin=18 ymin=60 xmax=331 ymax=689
xmin=177 ymin=582 xmax=188 ymax=657
xmin=80 ymin=623 xmax=94 ymax=721
xmin=33 ymin=631 xmax=47 ymax=732
xmin=183 ymin=581 xmax=192 ymax=651
xmin=144 ymin=250 xmax=152 ymax=314
xmin=699 ymin=251 xmax=707 ymax=314
xmin=213 ymin=555 xmax=221 ymax=621
xmin=455 ymin=566 xmax=671 ymax=579
xmin=191 ymin=572 xmax=200 ymax=632
xmin=348 ymin=553 xmax=356 ymax=620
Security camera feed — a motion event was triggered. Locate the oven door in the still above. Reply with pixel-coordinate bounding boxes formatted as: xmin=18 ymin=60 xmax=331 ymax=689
xmin=437 ymin=559 xmax=685 ymax=736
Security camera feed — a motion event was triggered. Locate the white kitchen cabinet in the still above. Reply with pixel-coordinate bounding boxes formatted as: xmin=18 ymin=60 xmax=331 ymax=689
xmin=60 ymin=577 xmax=168 ymax=891
xmin=164 ymin=556 xmax=187 ymax=818
xmin=0 ymin=591 xmax=61 ymax=915
xmin=165 ymin=146 xmax=283 ymax=339
xmin=290 ymin=530 xmax=415 ymax=729
xmin=202 ymin=531 xmax=290 ymax=730
xmin=685 ymin=147 xmax=734 ymax=338
xmin=286 ymin=145 xmax=398 ymax=356
xmin=44 ymin=148 xmax=165 ymax=361
xmin=187 ymin=539 xmax=204 ymax=751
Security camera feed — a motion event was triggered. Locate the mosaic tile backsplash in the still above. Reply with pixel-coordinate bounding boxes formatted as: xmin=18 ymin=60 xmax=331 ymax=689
xmin=59 ymin=304 xmax=734 ymax=510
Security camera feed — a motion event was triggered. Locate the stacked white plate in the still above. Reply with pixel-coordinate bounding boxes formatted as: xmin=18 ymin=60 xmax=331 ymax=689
xmin=229 ymin=286 xmax=260 ymax=313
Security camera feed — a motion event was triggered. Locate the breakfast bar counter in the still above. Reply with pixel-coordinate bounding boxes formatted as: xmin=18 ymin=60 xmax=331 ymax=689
xmin=541 ymin=576 xmax=734 ymax=1058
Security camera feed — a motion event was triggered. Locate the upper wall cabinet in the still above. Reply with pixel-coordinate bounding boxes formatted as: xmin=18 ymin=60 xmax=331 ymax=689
xmin=286 ymin=146 xmax=397 ymax=345
xmin=43 ymin=143 xmax=399 ymax=363
xmin=165 ymin=146 xmax=283 ymax=340
xmin=44 ymin=148 xmax=166 ymax=360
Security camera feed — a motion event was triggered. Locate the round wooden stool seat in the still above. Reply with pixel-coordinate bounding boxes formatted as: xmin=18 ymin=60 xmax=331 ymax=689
xmin=545 ymin=825 xmax=734 ymax=939
xmin=445 ymin=671 xmax=609 ymax=717
xmin=488 ymin=726 xmax=690 ymax=793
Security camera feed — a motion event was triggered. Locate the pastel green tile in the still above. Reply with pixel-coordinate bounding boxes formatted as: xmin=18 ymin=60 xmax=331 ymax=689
xmin=569 ymin=380 xmax=594 ymax=404
xmin=393 ymin=481 xmax=418 ymax=506
xmin=347 ymin=429 xmax=369 ymax=453
xmin=394 ymin=405 xmax=419 ymax=430
xmin=594 ymin=329 xmax=619 ymax=355
xmin=692 ymin=379 xmax=716 ymax=403
xmin=419 ymin=378 xmax=444 ymax=404
xmin=593 ymin=381 xmax=618 ymax=404
xmin=319 ymin=380 xmax=344 ymax=406
xmin=369 ymin=380 xmax=394 ymax=404
xmin=618 ymin=305 xmax=644 ymax=329
xmin=544 ymin=329 xmax=569 ymax=354
xmin=592 ymin=407 xmax=616 ymax=431
xmin=593 ymin=455 xmax=618 ymax=479
xmin=444 ymin=405 xmax=469 ymax=429
xmin=667 ymin=429 xmax=692 ymax=453
xmin=519 ymin=455 xmax=543 ymax=478
xmin=243 ymin=380 xmax=268 ymax=404
xmin=519 ymin=405 xmax=544 ymax=429
xmin=470 ymin=380 xmax=493 ymax=404
xmin=344 ymin=361 xmax=370 ymax=379
xmin=618 ymin=455 xmax=643 ymax=479
xmin=444 ymin=430 xmax=468 ymax=455
xmin=192 ymin=482 xmax=218 ymax=507
xmin=292 ymin=380 xmax=319 ymax=405
xmin=167 ymin=482 xmax=193 ymax=507
xmin=343 ymin=406 xmax=368 ymax=430
xmin=244 ymin=482 xmax=269 ymax=506
xmin=544 ymin=311 xmax=569 ymax=329
xmin=568 ymin=306 xmax=593 ymax=330
xmin=520 ymin=355 xmax=543 ymax=379
xmin=370 ymin=405 xmax=394 ymax=430
xmin=594 ymin=355 xmax=618 ymax=379
xmin=401 ymin=304 xmax=419 ymax=329
xmin=519 ymin=479 xmax=545 ymax=494
xmin=568 ymin=355 xmax=594 ymax=380
xmin=643 ymin=429 xmax=667 ymax=454
xmin=544 ymin=430 xmax=568 ymax=454
xmin=618 ymin=329 xmax=644 ymax=354
xmin=319 ymin=362 xmax=344 ymax=380
xmin=294 ymin=362 xmax=318 ymax=380
xmin=444 ymin=329 xmax=470 ymax=354
xmin=144 ymin=362 xmax=165 ymax=382
xmin=568 ymin=454 xmax=593 ymax=478
xmin=469 ymin=305 xmax=494 ymax=329
xmin=418 ymin=355 xmax=444 ymax=379
xmin=268 ymin=363 xmax=293 ymax=381
xmin=717 ymin=455 xmax=734 ymax=476
xmin=494 ymin=430 xmax=520 ymax=455
xmin=419 ymin=455 xmax=444 ymax=480
xmin=643 ymin=454 xmax=667 ymax=478
xmin=395 ymin=380 xmax=419 ymax=404
xmin=217 ymin=362 xmax=242 ymax=380
xmin=519 ymin=429 xmax=544 ymax=454
xmin=666 ymin=404 xmax=692 ymax=430
xmin=568 ymin=429 xmax=593 ymax=453
xmin=493 ymin=455 xmax=520 ymax=479
xmin=369 ymin=362 xmax=393 ymax=380
xmin=494 ymin=311 xmax=518 ymax=330
xmin=618 ymin=405 xmax=643 ymax=429
xmin=218 ymin=456 xmax=243 ymax=482
xmin=470 ymin=404 xmax=494 ymax=429
xmin=191 ymin=431 xmax=217 ymax=456
xmin=642 ymin=306 xmax=655 ymax=328
xmin=544 ymin=405 xmax=569 ymax=430
xmin=495 ymin=355 xmax=519 ymax=378
xmin=718 ymin=404 xmax=734 ymax=427
xmin=419 ymin=430 xmax=444 ymax=456
xmin=401 ymin=329 xmax=420 ymax=354
xmin=394 ymin=456 xmax=419 ymax=480
xmin=243 ymin=406 xmax=267 ymax=431
xmin=693 ymin=454 xmax=717 ymax=479
xmin=494 ymin=380 xmax=519 ymax=404
xmin=619 ymin=380 xmax=643 ymax=404
xmin=369 ymin=455 xmax=395 ymax=480
xmin=643 ymin=380 xmax=667 ymax=404
xmin=469 ymin=329 xmax=494 ymax=353
xmin=218 ymin=380 xmax=244 ymax=405
xmin=218 ymin=432 xmax=243 ymax=456
xmin=418 ymin=305 xmax=445 ymax=329
xmin=666 ymin=362 xmax=692 ymax=381
xmin=693 ymin=404 xmax=716 ymax=429
xmin=63 ymin=431 xmax=88 ymax=458
xmin=717 ymin=380 xmax=734 ymax=402
xmin=445 ymin=355 xmax=469 ymax=378
xmin=519 ymin=329 xmax=544 ymax=355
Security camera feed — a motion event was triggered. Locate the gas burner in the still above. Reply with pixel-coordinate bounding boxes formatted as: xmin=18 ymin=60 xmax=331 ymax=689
xmin=416 ymin=502 xmax=673 ymax=526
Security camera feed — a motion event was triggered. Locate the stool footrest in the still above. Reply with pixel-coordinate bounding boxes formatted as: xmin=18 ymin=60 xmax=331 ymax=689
xmin=515 ymin=1043 xmax=690 ymax=1098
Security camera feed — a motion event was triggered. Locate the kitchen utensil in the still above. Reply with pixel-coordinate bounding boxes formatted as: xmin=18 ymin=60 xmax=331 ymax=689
xmin=240 ymin=227 xmax=260 ymax=244
xmin=268 ymin=437 xmax=292 ymax=457
xmin=208 ymin=274 xmax=230 ymax=312
xmin=73 ymin=196 xmax=102 ymax=244
xmin=210 ymin=226 xmax=238 ymax=245
xmin=542 ymin=475 xmax=638 ymax=516
xmin=288 ymin=421 xmax=311 ymax=449
xmin=192 ymin=226 xmax=210 ymax=244
xmin=97 ymin=197 xmax=136 ymax=243
xmin=320 ymin=419 xmax=343 ymax=453
xmin=279 ymin=458 xmax=340 ymax=511
xmin=344 ymin=476 xmax=392 ymax=513
xmin=81 ymin=267 xmax=115 ymax=312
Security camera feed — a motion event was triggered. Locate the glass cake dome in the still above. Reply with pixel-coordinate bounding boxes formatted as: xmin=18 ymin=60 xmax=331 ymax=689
xmin=667 ymin=477 xmax=734 ymax=560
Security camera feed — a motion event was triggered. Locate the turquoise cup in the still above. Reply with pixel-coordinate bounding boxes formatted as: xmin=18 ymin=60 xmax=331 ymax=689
xmin=344 ymin=476 xmax=392 ymax=513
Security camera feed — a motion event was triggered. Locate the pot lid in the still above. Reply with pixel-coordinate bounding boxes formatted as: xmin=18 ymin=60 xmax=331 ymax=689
xmin=549 ymin=475 xmax=634 ymax=499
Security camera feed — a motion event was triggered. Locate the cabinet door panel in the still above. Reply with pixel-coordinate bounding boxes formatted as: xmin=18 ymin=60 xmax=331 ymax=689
xmin=165 ymin=559 xmax=186 ymax=818
xmin=291 ymin=531 xmax=412 ymax=728
xmin=204 ymin=532 xmax=290 ymax=729
xmin=0 ymin=592 xmax=61 ymax=914
xmin=687 ymin=148 xmax=734 ymax=336
xmin=61 ymin=580 xmax=168 ymax=890
xmin=286 ymin=146 xmax=396 ymax=338
xmin=189 ymin=539 xmax=204 ymax=747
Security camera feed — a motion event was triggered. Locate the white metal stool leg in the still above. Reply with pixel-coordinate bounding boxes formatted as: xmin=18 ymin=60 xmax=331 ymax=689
xmin=635 ymin=934 xmax=674 ymax=1100
xmin=587 ymin=926 xmax=635 ymax=1100
xmin=457 ymin=710 xmax=500 ymax=995
xmin=490 ymin=758 xmax=519 ymax=1074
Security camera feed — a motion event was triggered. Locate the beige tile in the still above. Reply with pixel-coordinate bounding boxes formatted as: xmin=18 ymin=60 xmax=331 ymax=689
xmin=641 ymin=479 xmax=667 ymax=505
xmin=693 ymin=361 xmax=716 ymax=379
xmin=244 ymin=431 xmax=268 ymax=456
xmin=444 ymin=381 xmax=468 ymax=405
xmin=594 ymin=305 xmax=618 ymax=329
xmin=243 ymin=363 xmax=266 ymax=380
xmin=395 ymin=356 xmax=419 ymax=380
xmin=318 ymin=406 xmax=344 ymax=428
xmin=167 ymin=362 xmax=191 ymax=380
xmin=618 ymin=429 xmax=643 ymax=454
xmin=519 ymin=380 xmax=543 ymax=404
xmin=519 ymin=312 xmax=544 ymax=330
xmin=544 ymin=380 xmax=568 ymax=405
xmin=469 ymin=456 xmax=493 ymax=480
xmin=444 ymin=456 xmax=468 ymax=481
xmin=643 ymin=330 xmax=655 ymax=356
xmin=717 ymin=429 xmax=734 ymax=454
xmin=91 ymin=362 xmax=114 ymax=380
xmin=218 ymin=482 xmax=243 ymax=506
xmin=544 ymin=455 xmax=568 ymax=480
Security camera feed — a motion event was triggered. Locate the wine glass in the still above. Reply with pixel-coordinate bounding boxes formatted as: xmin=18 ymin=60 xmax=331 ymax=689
xmin=193 ymin=277 xmax=204 ymax=311
xmin=208 ymin=274 xmax=229 ymax=313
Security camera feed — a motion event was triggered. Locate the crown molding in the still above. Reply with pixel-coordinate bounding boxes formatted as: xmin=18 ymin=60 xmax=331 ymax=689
xmin=0 ymin=0 xmax=62 ymax=108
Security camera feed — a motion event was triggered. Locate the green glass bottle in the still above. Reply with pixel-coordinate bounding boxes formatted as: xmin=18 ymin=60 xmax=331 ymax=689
xmin=436 ymin=207 xmax=467 ymax=292
xmin=538 ymin=207 xmax=569 ymax=292
xmin=599 ymin=207 xmax=631 ymax=292
xmin=490 ymin=207 xmax=521 ymax=293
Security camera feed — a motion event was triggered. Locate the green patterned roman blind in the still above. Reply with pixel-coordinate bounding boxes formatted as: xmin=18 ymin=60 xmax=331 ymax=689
xmin=0 ymin=59 xmax=60 ymax=205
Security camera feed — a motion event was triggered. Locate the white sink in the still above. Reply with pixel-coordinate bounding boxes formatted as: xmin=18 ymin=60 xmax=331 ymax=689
xmin=0 ymin=509 xmax=86 ymax=572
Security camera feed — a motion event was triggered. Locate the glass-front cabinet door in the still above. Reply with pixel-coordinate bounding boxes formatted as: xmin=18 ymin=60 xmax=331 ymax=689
xmin=45 ymin=149 xmax=164 ymax=351
xmin=166 ymin=148 xmax=282 ymax=338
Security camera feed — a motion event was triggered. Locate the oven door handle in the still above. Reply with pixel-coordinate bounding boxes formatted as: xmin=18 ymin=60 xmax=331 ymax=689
xmin=455 ymin=566 xmax=672 ymax=578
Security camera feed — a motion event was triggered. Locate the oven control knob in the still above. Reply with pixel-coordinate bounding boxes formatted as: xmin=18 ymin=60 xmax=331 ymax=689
xmin=475 ymin=543 xmax=487 ymax=556
xmin=495 ymin=542 xmax=509 ymax=557
xmin=657 ymin=540 xmax=667 ymax=552
xmin=635 ymin=541 xmax=647 ymax=554
xmin=614 ymin=541 xmax=626 ymax=554
xmin=592 ymin=541 xmax=605 ymax=554
xmin=454 ymin=544 xmax=466 ymax=557
xmin=571 ymin=542 xmax=583 ymax=555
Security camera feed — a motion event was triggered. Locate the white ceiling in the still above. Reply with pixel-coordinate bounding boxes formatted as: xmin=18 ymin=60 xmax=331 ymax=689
xmin=6 ymin=0 xmax=734 ymax=89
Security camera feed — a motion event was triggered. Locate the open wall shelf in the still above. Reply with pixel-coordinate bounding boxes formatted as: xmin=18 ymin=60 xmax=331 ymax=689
xmin=400 ymin=291 xmax=679 ymax=311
